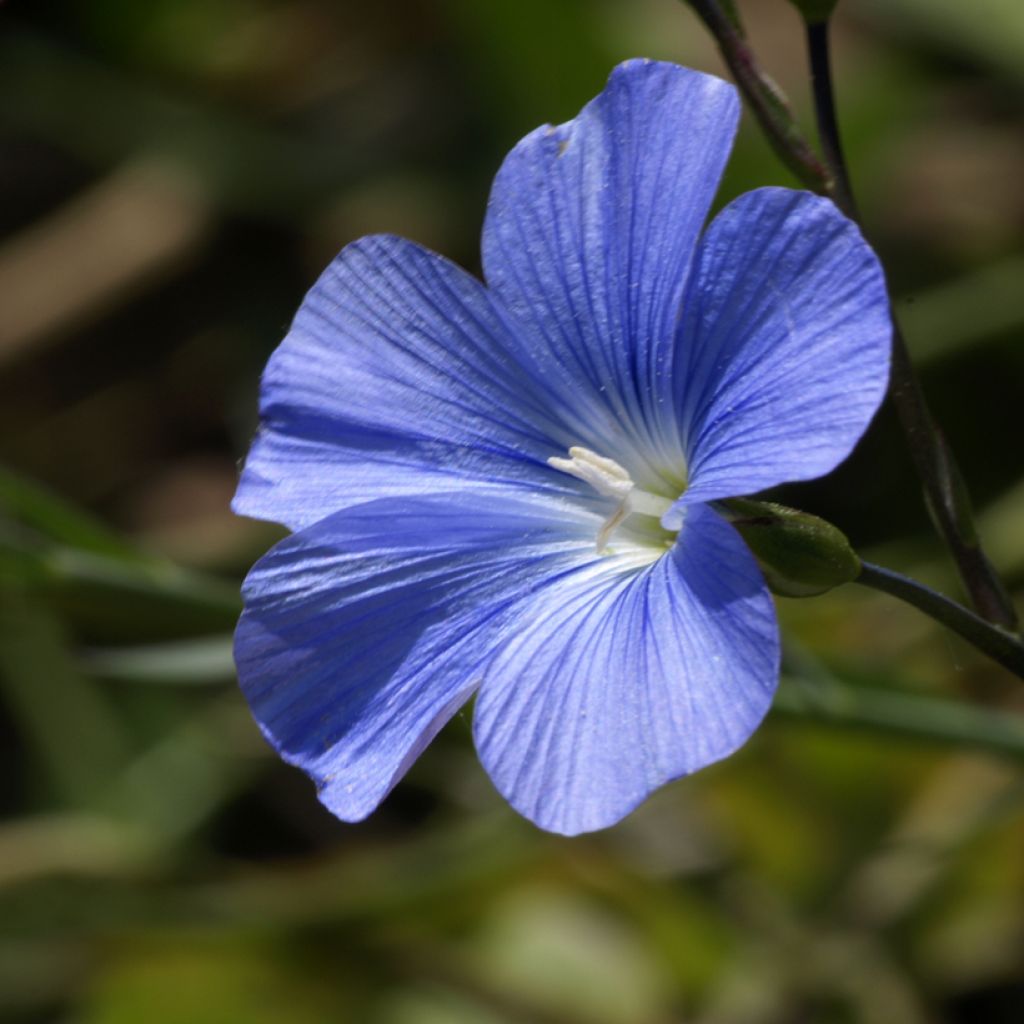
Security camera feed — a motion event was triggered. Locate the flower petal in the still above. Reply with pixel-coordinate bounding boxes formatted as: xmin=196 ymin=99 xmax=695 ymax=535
xmin=473 ymin=504 xmax=778 ymax=836
xmin=674 ymin=188 xmax=891 ymax=507
xmin=482 ymin=59 xmax=739 ymax=484
xmin=234 ymin=493 xmax=597 ymax=822
xmin=234 ymin=235 xmax=575 ymax=531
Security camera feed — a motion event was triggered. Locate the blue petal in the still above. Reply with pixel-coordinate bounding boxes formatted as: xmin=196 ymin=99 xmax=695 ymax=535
xmin=482 ymin=60 xmax=739 ymax=489
xmin=673 ymin=188 xmax=892 ymax=508
xmin=234 ymin=235 xmax=576 ymax=531
xmin=234 ymin=493 xmax=598 ymax=822
xmin=473 ymin=504 xmax=778 ymax=836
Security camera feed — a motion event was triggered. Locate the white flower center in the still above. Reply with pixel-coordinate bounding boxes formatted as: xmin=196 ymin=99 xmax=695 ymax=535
xmin=548 ymin=446 xmax=678 ymax=553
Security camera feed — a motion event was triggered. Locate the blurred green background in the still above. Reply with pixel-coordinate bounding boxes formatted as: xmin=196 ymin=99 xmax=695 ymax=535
xmin=1 ymin=1 xmax=1023 ymax=1021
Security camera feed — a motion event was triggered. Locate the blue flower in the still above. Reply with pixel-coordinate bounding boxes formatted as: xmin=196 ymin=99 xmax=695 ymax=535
xmin=233 ymin=60 xmax=891 ymax=835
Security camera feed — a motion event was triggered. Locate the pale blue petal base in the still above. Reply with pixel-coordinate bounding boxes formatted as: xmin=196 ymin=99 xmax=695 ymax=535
xmin=473 ymin=504 xmax=779 ymax=836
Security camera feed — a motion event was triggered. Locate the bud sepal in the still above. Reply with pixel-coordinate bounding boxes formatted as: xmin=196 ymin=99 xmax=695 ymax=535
xmin=718 ymin=498 xmax=860 ymax=598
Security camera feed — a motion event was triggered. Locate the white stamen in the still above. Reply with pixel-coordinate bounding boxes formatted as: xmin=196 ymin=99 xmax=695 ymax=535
xmin=595 ymin=501 xmax=630 ymax=553
xmin=548 ymin=445 xmax=675 ymax=552
xmin=547 ymin=446 xmax=633 ymax=500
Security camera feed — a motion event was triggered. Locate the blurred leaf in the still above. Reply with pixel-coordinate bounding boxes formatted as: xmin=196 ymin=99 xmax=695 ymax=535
xmin=71 ymin=0 xmax=272 ymax=79
xmin=461 ymin=886 xmax=670 ymax=1023
xmin=0 ymin=464 xmax=240 ymax=638
xmin=0 ymin=523 xmax=240 ymax=640
xmin=568 ymin=851 xmax=736 ymax=996
xmin=861 ymin=0 xmax=1024 ymax=84
xmin=899 ymin=255 xmax=1024 ymax=365
xmin=81 ymin=936 xmax=347 ymax=1024
xmin=82 ymin=635 xmax=235 ymax=685
xmin=440 ymin=0 xmax=613 ymax=132
xmin=41 ymin=548 xmax=241 ymax=640
xmin=0 ymin=698 xmax=263 ymax=883
xmin=0 ymin=463 xmax=138 ymax=560
xmin=201 ymin=815 xmax=542 ymax=930
xmin=0 ymin=814 xmax=153 ymax=888
xmin=0 ymin=937 xmax=85 ymax=1018
xmin=914 ymin=808 xmax=1024 ymax=987
xmin=775 ymin=660 xmax=1024 ymax=762
xmin=840 ymin=756 xmax=1022 ymax=932
xmin=375 ymin=986 xmax=508 ymax=1024
xmin=0 ymin=159 xmax=211 ymax=367
xmin=978 ymin=476 xmax=1024 ymax=580
xmin=0 ymin=588 xmax=129 ymax=806
xmin=0 ymin=28 xmax=356 ymax=219
xmin=97 ymin=697 xmax=262 ymax=845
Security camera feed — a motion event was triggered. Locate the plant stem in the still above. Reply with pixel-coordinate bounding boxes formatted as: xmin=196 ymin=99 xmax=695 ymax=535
xmin=856 ymin=561 xmax=1024 ymax=679
xmin=888 ymin=336 xmax=1018 ymax=627
xmin=683 ymin=0 xmax=1018 ymax=638
xmin=804 ymin=19 xmax=857 ymax=218
xmin=803 ymin=18 xmax=1018 ymax=631
xmin=681 ymin=1 xmax=1017 ymax=631
xmin=682 ymin=1 xmax=833 ymax=195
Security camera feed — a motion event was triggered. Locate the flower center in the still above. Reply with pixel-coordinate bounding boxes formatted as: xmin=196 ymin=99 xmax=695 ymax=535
xmin=547 ymin=446 xmax=679 ymax=553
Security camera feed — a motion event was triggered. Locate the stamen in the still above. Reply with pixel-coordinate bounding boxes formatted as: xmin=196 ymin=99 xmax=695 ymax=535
xmin=595 ymin=501 xmax=630 ymax=553
xmin=548 ymin=445 xmax=675 ymax=552
xmin=547 ymin=446 xmax=633 ymax=500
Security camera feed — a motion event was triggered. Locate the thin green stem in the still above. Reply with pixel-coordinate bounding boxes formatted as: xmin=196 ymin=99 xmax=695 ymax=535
xmin=804 ymin=18 xmax=1018 ymax=630
xmin=856 ymin=561 xmax=1024 ymax=679
xmin=681 ymin=0 xmax=1018 ymax=632
xmin=682 ymin=1 xmax=833 ymax=195
xmin=888 ymin=336 xmax=1018 ymax=627
xmin=804 ymin=19 xmax=857 ymax=218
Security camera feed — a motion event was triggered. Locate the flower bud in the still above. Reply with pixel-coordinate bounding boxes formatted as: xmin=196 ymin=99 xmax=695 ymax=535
xmin=720 ymin=498 xmax=860 ymax=598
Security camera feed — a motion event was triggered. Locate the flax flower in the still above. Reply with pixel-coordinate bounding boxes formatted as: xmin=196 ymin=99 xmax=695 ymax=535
xmin=234 ymin=60 xmax=891 ymax=835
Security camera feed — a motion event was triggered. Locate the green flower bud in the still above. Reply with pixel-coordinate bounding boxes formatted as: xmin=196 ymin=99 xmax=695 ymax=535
xmin=785 ymin=0 xmax=839 ymax=23
xmin=720 ymin=498 xmax=860 ymax=598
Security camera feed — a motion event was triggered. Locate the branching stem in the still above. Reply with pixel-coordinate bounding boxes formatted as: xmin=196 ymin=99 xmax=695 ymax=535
xmin=804 ymin=18 xmax=1018 ymax=630
xmin=684 ymin=0 xmax=833 ymax=194
xmin=681 ymin=0 xmax=1017 ymax=631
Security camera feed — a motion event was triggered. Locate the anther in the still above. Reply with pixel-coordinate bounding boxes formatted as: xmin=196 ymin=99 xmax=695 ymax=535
xmin=548 ymin=446 xmax=674 ymax=552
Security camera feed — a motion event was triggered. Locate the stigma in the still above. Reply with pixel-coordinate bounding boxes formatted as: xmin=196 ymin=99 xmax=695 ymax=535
xmin=548 ymin=446 xmax=676 ymax=552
